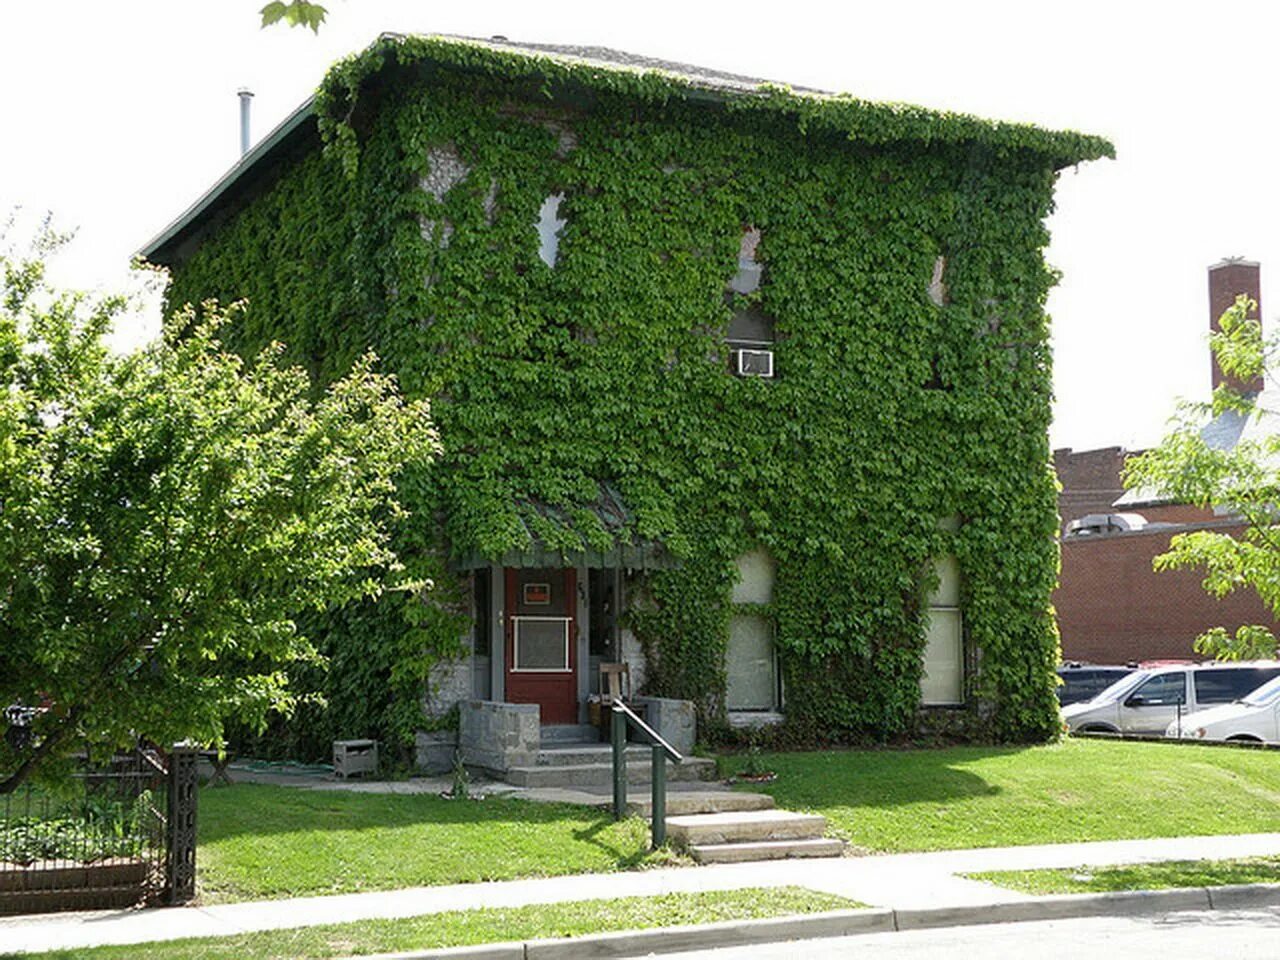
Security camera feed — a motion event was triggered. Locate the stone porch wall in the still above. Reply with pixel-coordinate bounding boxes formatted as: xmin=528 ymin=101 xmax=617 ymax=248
xmin=458 ymin=700 xmax=540 ymax=774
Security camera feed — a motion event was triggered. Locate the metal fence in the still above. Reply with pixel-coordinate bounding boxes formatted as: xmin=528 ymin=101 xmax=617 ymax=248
xmin=0 ymin=746 xmax=197 ymax=915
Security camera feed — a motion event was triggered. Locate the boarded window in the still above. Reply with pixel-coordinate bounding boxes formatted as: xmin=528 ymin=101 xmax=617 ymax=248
xmin=920 ymin=555 xmax=963 ymax=705
xmin=731 ymin=548 xmax=775 ymax=604
xmin=727 ymin=614 xmax=777 ymax=710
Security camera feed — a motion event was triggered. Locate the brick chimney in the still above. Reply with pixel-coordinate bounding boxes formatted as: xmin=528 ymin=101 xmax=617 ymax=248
xmin=1208 ymin=258 xmax=1263 ymax=395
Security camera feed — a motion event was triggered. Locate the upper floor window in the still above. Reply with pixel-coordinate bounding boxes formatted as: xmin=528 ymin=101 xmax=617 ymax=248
xmin=726 ymin=227 xmax=774 ymax=378
xmin=536 ymin=193 xmax=566 ymax=267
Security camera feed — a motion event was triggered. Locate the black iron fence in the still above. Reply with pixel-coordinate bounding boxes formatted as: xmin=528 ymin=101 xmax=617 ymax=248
xmin=0 ymin=746 xmax=198 ymax=915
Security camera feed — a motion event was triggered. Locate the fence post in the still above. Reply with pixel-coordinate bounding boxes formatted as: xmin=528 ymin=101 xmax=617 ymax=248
xmin=166 ymin=746 xmax=199 ymax=905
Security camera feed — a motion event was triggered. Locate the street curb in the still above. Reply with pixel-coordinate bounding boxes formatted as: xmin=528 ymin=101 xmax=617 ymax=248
xmin=894 ymin=886 xmax=1212 ymax=930
xmin=345 ymin=884 xmax=1280 ymax=960
xmin=1207 ymin=881 xmax=1280 ymax=909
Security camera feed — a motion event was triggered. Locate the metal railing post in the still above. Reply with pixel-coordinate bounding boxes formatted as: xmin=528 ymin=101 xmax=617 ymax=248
xmin=650 ymin=742 xmax=666 ymax=848
xmin=611 ymin=706 xmax=627 ymax=821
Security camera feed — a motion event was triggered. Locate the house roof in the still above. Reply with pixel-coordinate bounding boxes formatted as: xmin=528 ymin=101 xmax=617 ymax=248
xmin=1114 ymin=391 xmax=1280 ymax=510
xmin=139 ymin=32 xmax=1113 ymax=268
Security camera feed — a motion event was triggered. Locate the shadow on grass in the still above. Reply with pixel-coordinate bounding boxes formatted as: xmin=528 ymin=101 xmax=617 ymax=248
xmin=570 ymin=817 xmax=653 ymax=868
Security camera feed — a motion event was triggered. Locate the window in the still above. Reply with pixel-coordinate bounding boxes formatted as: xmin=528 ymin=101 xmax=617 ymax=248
xmin=726 ymin=227 xmax=775 ymax=377
xmin=536 ymin=193 xmax=566 ymax=267
xmin=727 ymin=549 xmax=779 ymax=711
xmin=1195 ymin=667 xmax=1280 ymax=704
xmin=1130 ymin=672 xmax=1186 ymax=706
xmin=512 ymin=617 xmax=571 ymax=671
xmin=921 ymin=555 xmax=963 ymax=705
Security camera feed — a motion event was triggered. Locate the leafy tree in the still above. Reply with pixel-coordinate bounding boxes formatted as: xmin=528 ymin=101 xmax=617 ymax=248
xmin=260 ymin=1 xmax=329 ymax=32
xmin=0 ymin=228 xmax=436 ymax=791
xmin=1123 ymin=294 xmax=1280 ymax=661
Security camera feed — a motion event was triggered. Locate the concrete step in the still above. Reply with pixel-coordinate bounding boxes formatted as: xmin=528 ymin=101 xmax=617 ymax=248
xmin=540 ymin=724 xmax=601 ymax=744
xmin=629 ymin=790 xmax=775 ymax=817
xmin=536 ymin=744 xmax=655 ymax=766
xmin=689 ymin=837 xmax=846 ymax=864
xmin=503 ymin=756 xmax=716 ymax=789
xmin=666 ymin=809 xmax=828 ymax=846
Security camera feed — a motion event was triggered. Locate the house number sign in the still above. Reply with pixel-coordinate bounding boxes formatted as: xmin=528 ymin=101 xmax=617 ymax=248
xmin=523 ymin=582 xmax=552 ymax=605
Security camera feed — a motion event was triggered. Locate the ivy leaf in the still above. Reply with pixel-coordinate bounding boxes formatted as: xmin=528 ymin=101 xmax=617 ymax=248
xmin=260 ymin=1 xmax=329 ymax=33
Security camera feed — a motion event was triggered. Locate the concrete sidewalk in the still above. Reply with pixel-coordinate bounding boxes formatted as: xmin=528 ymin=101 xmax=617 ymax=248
xmin=4 ymin=832 xmax=1280 ymax=954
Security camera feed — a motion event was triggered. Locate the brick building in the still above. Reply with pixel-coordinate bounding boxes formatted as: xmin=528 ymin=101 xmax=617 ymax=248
xmin=1054 ymin=259 xmax=1280 ymax=663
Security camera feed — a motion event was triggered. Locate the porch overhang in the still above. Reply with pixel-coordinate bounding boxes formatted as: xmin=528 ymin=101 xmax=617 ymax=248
xmin=451 ymin=541 xmax=674 ymax=571
xmin=449 ymin=483 xmax=676 ymax=571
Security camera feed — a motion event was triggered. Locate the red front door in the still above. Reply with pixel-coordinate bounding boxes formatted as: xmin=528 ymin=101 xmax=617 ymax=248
xmin=505 ymin=568 xmax=578 ymax=724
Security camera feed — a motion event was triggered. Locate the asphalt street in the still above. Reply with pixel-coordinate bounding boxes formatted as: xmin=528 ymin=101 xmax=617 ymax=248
xmin=649 ymin=906 xmax=1280 ymax=959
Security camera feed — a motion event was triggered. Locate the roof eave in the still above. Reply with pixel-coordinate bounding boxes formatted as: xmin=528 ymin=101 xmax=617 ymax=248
xmin=137 ymin=94 xmax=318 ymax=267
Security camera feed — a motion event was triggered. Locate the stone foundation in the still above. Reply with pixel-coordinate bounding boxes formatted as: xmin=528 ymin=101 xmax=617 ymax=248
xmin=414 ymin=730 xmax=458 ymax=775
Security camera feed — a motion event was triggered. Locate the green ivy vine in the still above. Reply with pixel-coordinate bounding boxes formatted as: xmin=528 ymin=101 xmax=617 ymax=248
xmin=163 ymin=35 xmax=1110 ymax=749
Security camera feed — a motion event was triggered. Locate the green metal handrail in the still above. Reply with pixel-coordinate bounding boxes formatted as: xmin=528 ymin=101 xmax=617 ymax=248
xmin=610 ymin=701 xmax=682 ymax=848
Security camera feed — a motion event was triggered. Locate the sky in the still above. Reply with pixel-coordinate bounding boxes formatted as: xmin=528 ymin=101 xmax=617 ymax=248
xmin=2 ymin=0 xmax=1278 ymax=452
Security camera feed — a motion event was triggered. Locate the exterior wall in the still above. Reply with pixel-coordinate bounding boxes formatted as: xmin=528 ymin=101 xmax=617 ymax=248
xmin=1053 ymin=446 xmax=1131 ymax=530
xmin=619 ymin=626 xmax=647 ymax=696
xmin=161 ymin=54 xmax=1081 ymax=742
xmin=1055 ymin=522 xmax=1279 ymax=663
xmin=423 ymin=657 xmax=472 ymax=718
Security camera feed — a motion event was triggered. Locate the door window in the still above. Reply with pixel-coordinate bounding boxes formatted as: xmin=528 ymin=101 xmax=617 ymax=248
xmin=513 ymin=618 xmax=570 ymax=671
xmin=1129 ymin=672 xmax=1186 ymax=706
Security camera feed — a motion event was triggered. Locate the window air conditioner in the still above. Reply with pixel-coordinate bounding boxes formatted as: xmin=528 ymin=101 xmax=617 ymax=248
xmin=734 ymin=348 xmax=774 ymax=378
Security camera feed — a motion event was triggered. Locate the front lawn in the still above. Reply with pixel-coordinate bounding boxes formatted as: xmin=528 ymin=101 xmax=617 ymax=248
xmin=723 ymin=738 xmax=1280 ymax=852
xmin=968 ymin=856 xmax=1280 ymax=894
xmin=198 ymin=785 xmax=675 ymax=902
xmin=10 ymin=888 xmax=857 ymax=960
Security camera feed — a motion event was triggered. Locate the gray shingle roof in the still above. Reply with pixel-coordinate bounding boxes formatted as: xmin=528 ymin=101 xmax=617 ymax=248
xmin=427 ymin=33 xmax=828 ymax=96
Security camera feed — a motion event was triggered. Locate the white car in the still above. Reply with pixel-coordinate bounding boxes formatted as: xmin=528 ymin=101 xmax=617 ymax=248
xmin=1061 ymin=661 xmax=1280 ymax=736
xmin=1171 ymin=674 xmax=1280 ymax=743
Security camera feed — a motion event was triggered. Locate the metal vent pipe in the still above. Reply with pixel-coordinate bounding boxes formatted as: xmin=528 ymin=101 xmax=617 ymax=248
xmin=237 ymin=88 xmax=254 ymax=157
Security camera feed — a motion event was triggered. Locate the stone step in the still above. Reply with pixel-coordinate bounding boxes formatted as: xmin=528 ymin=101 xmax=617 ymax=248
xmin=689 ymin=837 xmax=846 ymax=864
xmin=629 ymin=790 xmax=775 ymax=817
xmin=503 ymin=756 xmax=716 ymax=789
xmin=666 ymin=809 xmax=828 ymax=846
xmin=536 ymin=744 xmax=656 ymax=766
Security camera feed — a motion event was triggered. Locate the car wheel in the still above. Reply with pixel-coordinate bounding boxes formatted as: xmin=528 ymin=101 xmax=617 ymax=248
xmin=1226 ymin=734 xmax=1262 ymax=743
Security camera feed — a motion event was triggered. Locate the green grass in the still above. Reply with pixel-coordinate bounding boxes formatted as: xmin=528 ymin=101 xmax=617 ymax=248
xmin=723 ymin=738 xmax=1280 ymax=852
xmin=967 ymin=856 xmax=1280 ymax=894
xmin=6 ymin=887 xmax=857 ymax=960
xmin=197 ymin=785 xmax=680 ymax=902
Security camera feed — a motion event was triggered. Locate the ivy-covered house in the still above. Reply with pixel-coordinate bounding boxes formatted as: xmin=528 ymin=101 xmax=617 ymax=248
xmin=141 ymin=34 xmax=1111 ymax=758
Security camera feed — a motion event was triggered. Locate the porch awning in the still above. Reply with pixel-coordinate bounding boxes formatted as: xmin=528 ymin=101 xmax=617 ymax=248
xmin=449 ymin=483 xmax=676 ymax=571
